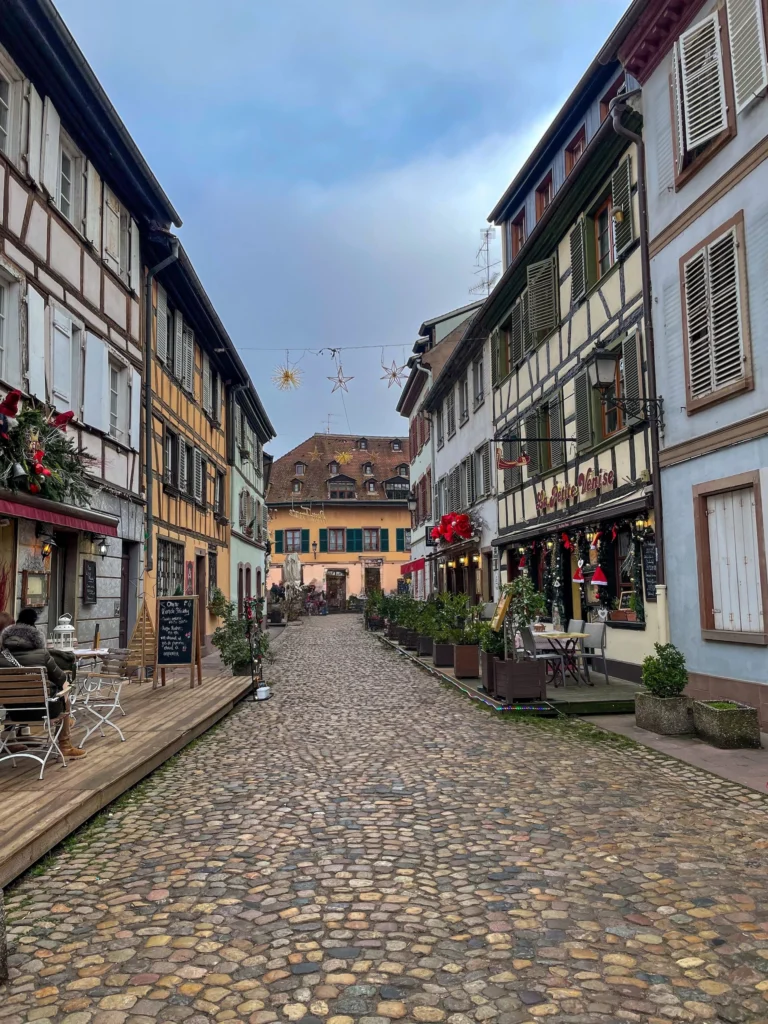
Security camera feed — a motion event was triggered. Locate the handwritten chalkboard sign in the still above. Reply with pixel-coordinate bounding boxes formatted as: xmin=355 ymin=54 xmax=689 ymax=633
xmin=157 ymin=597 xmax=195 ymax=665
xmin=642 ymin=542 xmax=658 ymax=602
xmin=82 ymin=560 xmax=97 ymax=605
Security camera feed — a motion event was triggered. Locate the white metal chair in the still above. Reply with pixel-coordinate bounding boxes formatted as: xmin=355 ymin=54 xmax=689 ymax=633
xmin=73 ymin=664 xmax=128 ymax=745
xmin=574 ymin=622 xmax=609 ymax=685
xmin=0 ymin=666 xmax=67 ymax=780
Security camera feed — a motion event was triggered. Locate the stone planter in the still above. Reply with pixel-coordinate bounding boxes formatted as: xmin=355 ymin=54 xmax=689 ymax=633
xmin=453 ymin=644 xmax=480 ymax=679
xmin=433 ymin=643 xmax=454 ymax=668
xmin=493 ymin=657 xmax=545 ymax=702
xmin=693 ymin=700 xmax=762 ymax=749
xmin=404 ymin=630 xmax=419 ymax=650
xmin=635 ymin=691 xmax=692 ymax=735
xmin=417 ymin=635 xmax=433 ymax=657
xmin=480 ymin=649 xmax=496 ymax=694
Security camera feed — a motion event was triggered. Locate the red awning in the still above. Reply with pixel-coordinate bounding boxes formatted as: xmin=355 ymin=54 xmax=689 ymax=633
xmin=400 ymin=557 xmax=425 ymax=576
xmin=0 ymin=499 xmax=119 ymax=537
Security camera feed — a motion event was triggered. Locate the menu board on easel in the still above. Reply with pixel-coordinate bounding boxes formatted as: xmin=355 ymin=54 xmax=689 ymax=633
xmin=490 ymin=591 xmax=512 ymax=632
xmin=154 ymin=595 xmax=202 ymax=689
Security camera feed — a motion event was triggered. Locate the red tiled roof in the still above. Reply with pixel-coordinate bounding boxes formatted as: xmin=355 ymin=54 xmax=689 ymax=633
xmin=267 ymin=434 xmax=410 ymax=504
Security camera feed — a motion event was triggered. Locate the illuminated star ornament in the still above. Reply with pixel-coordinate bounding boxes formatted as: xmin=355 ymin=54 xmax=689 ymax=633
xmin=328 ymin=365 xmax=354 ymax=393
xmin=334 ymin=449 xmax=353 ymax=465
xmin=307 ymin=445 xmax=323 ymax=462
xmin=271 ymin=360 xmax=303 ymax=390
xmin=380 ymin=359 xmax=408 ymax=388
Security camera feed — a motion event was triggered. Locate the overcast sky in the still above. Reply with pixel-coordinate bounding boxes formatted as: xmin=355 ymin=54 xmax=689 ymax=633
xmin=58 ymin=0 xmax=628 ymax=456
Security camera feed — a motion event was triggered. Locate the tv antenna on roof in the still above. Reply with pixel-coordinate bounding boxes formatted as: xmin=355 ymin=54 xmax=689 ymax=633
xmin=469 ymin=227 xmax=500 ymax=297
xmin=321 ymin=413 xmax=341 ymax=434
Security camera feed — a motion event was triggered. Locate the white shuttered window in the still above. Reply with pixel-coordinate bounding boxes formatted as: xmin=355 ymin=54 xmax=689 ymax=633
xmin=706 ymin=485 xmax=764 ymax=633
xmin=683 ymin=225 xmax=745 ymax=402
xmin=678 ymin=13 xmax=728 ymax=150
xmin=726 ymin=0 xmax=768 ymax=112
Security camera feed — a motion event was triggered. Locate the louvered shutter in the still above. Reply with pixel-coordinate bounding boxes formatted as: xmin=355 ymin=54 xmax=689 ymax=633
xmin=570 ymin=218 xmax=588 ymax=302
xmin=194 ymin=449 xmax=204 ymax=503
xmin=490 ymin=328 xmax=500 ymax=386
xmin=727 ymin=0 xmax=768 ymax=112
xmin=179 ymin=438 xmax=188 ymax=492
xmin=574 ymin=371 xmax=593 ymax=452
xmin=707 ymin=486 xmax=764 ymax=632
xmin=103 ymin=186 xmax=121 ymax=274
xmin=521 ymin=289 xmax=533 ymax=354
xmin=319 ymin=528 xmax=328 ymax=553
xmin=459 ymin=459 xmax=468 ymax=508
xmin=622 ymin=329 xmax=644 ymax=424
xmin=468 ymin=456 xmax=476 ymax=504
xmin=527 ymin=257 xmax=558 ymax=345
xmin=129 ymin=219 xmax=141 ymax=293
xmin=301 ymin=529 xmax=310 ymax=553
xmin=26 ymin=84 xmax=43 ymax=187
xmin=611 ymin=157 xmax=634 ymax=256
xmin=40 ymin=96 xmax=60 ymax=198
xmin=238 ymin=491 xmax=246 ymax=528
xmin=453 ymin=467 xmax=461 ymax=511
xmin=274 ymin=530 xmax=284 ymax=554
xmin=183 ymin=331 xmax=195 ymax=393
xmin=502 ymin=435 xmax=522 ymax=492
xmin=548 ymin=394 xmax=565 ymax=467
xmin=679 ymin=12 xmax=728 ymax=150
xmin=482 ymin=442 xmax=492 ymax=496
xmin=510 ymin=299 xmax=524 ymax=366
xmin=396 ymin=528 xmax=405 ymax=552
xmin=203 ymin=354 xmax=212 ymax=413
xmin=85 ymin=162 xmax=101 ymax=249
xmin=672 ymin=43 xmax=687 ymax=173
xmin=380 ymin=529 xmax=390 ymax=552
xmin=684 ymin=247 xmax=711 ymax=398
xmin=709 ymin=228 xmax=744 ymax=390
xmin=173 ymin=311 xmax=184 ymax=380
xmin=156 ymin=284 xmax=168 ymax=363
xmin=524 ymin=412 xmax=540 ymax=476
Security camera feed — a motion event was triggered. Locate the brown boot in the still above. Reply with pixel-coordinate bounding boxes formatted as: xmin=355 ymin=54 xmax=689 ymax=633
xmin=60 ymin=742 xmax=87 ymax=758
xmin=58 ymin=711 xmax=87 ymax=758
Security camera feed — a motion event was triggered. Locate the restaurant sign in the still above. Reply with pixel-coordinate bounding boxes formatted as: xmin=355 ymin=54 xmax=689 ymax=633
xmin=535 ymin=468 xmax=614 ymax=512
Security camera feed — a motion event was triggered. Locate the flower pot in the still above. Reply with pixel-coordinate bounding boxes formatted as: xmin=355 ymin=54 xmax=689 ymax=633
xmin=395 ymin=626 xmax=409 ymax=645
xmin=417 ymin=635 xmax=433 ymax=657
xmin=232 ymin=662 xmax=252 ymax=677
xmin=268 ymin=609 xmax=283 ymax=624
xmin=367 ymin=616 xmax=385 ymax=631
xmin=386 ymin=622 xmax=398 ymax=640
xmin=492 ymin=657 xmax=545 ymax=701
xmin=480 ymin=649 xmax=496 ymax=695
xmin=432 ymin=642 xmax=454 ymax=668
xmin=404 ymin=630 xmax=419 ymax=650
xmin=692 ymin=700 xmax=761 ymax=749
xmin=453 ymin=643 xmax=479 ymax=679
xmin=635 ymin=691 xmax=692 ymax=735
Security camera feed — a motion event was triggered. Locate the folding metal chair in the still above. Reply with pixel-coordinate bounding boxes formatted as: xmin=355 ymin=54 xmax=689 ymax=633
xmin=0 ymin=666 xmax=67 ymax=780
xmin=73 ymin=666 xmax=128 ymax=744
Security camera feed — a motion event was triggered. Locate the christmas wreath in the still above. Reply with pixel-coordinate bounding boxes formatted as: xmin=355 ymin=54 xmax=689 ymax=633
xmin=0 ymin=389 xmax=96 ymax=506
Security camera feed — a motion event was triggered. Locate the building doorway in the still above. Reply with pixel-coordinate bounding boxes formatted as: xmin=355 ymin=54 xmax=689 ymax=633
xmin=326 ymin=570 xmax=347 ymax=611
xmin=364 ymin=567 xmax=381 ymax=594
xmin=195 ymin=555 xmax=206 ymax=649
xmin=0 ymin=518 xmax=16 ymax=614
xmin=49 ymin=531 xmax=79 ymax=628
xmin=119 ymin=549 xmax=131 ymax=647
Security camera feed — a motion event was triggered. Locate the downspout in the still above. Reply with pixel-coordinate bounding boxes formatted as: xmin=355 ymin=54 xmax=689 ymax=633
xmin=610 ymin=91 xmax=668 ymax=640
xmin=144 ymin=237 xmax=179 ymax=573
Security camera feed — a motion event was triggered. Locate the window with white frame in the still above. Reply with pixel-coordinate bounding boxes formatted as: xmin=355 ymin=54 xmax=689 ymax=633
xmin=102 ymin=184 xmax=137 ymax=287
xmin=50 ymin=306 xmax=82 ymax=410
xmin=459 ymin=376 xmax=469 ymax=423
xmin=0 ymin=57 xmax=20 ymax=163
xmin=446 ymin=388 xmax=456 ymax=436
xmin=157 ymin=539 xmax=184 ymax=597
xmin=107 ymin=360 xmax=130 ymax=441
xmin=0 ymin=72 xmax=10 ymax=156
xmin=473 ymin=356 xmax=485 ymax=406
xmin=57 ymin=132 xmax=83 ymax=226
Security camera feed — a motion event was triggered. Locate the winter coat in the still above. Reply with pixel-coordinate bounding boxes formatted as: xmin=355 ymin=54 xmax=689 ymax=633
xmin=0 ymin=623 xmax=68 ymax=692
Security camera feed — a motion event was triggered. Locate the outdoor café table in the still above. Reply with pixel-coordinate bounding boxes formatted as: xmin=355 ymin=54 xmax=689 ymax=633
xmin=533 ymin=631 xmax=589 ymax=686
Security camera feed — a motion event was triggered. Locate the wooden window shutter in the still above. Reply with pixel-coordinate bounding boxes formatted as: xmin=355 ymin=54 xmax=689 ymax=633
xmin=672 ymin=42 xmax=687 ymax=173
xmin=85 ymin=162 xmax=101 ymax=249
xmin=194 ymin=449 xmax=203 ymax=503
xmin=173 ymin=311 xmax=184 ymax=380
xmin=706 ymin=486 xmax=764 ymax=632
xmin=510 ymin=299 xmax=524 ymax=366
xmin=502 ymin=434 xmax=522 ymax=491
xmin=569 ymin=218 xmax=588 ymax=303
xmin=490 ymin=328 xmax=500 ymax=386
xmin=156 ymin=284 xmax=168 ymax=363
xmin=178 ymin=438 xmax=187 ymax=492
xmin=202 ymin=354 xmax=212 ymax=413
xmin=684 ymin=247 xmax=711 ymax=398
xmin=527 ymin=257 xmax=558 ymax=345
xmin=452 ymin=467 xmax=461 ymax=511
xmin=727 ymin=0 xmax=768 ymax=113
xmin=238 ymin=491 xmax=245 ymax=528
xmin=622 ymin=329 xmax=644 ymax=424
xmin=396 ymin=528 xmax=405 ymax=552
xmin=103 ymin=185 xmax=121 ymax=274
xmin=679 ymin=12 xmax=728 ymax=150
xmin=574 ymin=371 xmax=593 ymax=452
xmin=521 ymin=288 xmax=533 ymax=354
xmin=301 ymin=529 xmax=310 ymax=553
xmin=708 ymin=227 xmax=744 ymax=390
xmin=611 ymin=157 xmax=634 ymax=256
xmin=482 ymin=441 xmax=492 ymax=496
xmin=40 ymin=96 xmax=60 ymax=198
xmin=524 ymin=411 xmax=540 ymax=476
xmin=380 ymin=529 xmax=390 ymax=552
xmin=129 ymin=219 xmax=141 ymax=293
xmin=274 ymin=530 xmax=284 ymax=554
xmin=548 ymin=393 xmax=565 ymax=467
xmin=183 ymin=331 xmax=195 ymax=393
xmin=319 ymin=528 xmax=328 ymax=553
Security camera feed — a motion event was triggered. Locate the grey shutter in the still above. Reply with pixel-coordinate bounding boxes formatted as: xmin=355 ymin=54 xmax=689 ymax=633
xmin=482 ymin=442 xmax=492 ymax=496
xmin=173 ymin=311 xmax=184 ymax=379
xmin=85 ymin=162 xmax=101 ymax=249
xmin=521 ymin=289 xmax=532 ymax=354
xmin=434 ymin=481 xmax=440 ymax=519
xmin=194 ymin=449 xmax=203 ymax=503
xmin=202 ymin=353 xmax=212 ymax=413
xmin=684 ymin=247 xmax=711 ymax=398
xmin=569 ymin=218 xmax=587 ymax=302
xmin=527 ymin=257 xmax=558 ymax=345
xmin=611 ymin=156 xmax=634 ymax=255
xmin=490 ymin=328 xmax=500 ymax=386
xmin=502 ymin=434 xmax=522 ymax=492
xmin=179 ymin=438 xmax=188 ymax=492
xmin=183 ymin=330 xmax=194 ymax=393
xmin=156 ymin=283 xmax=168 ymax=363
xmin=26 ymin=83 xmax=43 ymax=187
xmin=548 ymin=393 xmax=565 ymax=467
xmin=452 ymin=467 xmax=461 ymax=511
xmin=82 ymin=332 xmax=109 ymax=431
xmin=574 ymin=371 xmax=593 ymax=452
xmin=103 ymin=186 xmax=121 ymax=274
xmin=40 ymin=96 xmax=60 ymax=198
xmin=709 ymin=227 xmax=743 ymax=391
xmin=510 ymin=299 xmax=524 ymax=366
xmin=679 ymin=12 xmax=728 ymax=150
xmin=524 ymin=412 xmax=540 ymax=476
xmin=129 ymin=218 xmax=141 ymax=293
xmin=622 ymin=329 xmax=644 ymax=424
xmin=727 ymin=0 xmax=768 ymax=113
xmin=129 ymin=368 xmax=142 ymax=451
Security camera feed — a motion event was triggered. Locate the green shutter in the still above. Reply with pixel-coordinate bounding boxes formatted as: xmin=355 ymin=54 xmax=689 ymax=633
xmin=510 ymin=300 xmax=523 ymax=367
xmin=347 ymin=528 xmax=361 ymax=552
xmin=524 ymin=412 xmax=540 ymax=476
xmin=274 ymin=529 xmax=284 ymax=554
xmin=502 ymin=433 xmax=522 ymax=492
xmin=319 ymin=528 xmax=328 ymax=553
xmin=574 ymin=371 xmax=593 ymax=452
xmin=569 ymin=218 xmax=587 ymax=303
xmin=380 ymin=528 xmax=389 ymax=552
xmin=527 ymin=256 xmax=559 ymax=346
xmin=622 ymin=329 xmax=644 ymax=424
xmin=301 ymin=529 xmax=310 ymax=553
xmin=549 ymin=393 xmax=565 ymax=467
xmin=611 ymin=155 xmax=634 ymax=255
xmin=396 ymin=528 xmax=405 ymax=552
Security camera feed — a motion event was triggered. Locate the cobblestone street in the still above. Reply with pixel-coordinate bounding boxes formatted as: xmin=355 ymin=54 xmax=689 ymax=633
xmin=3 ymin=616 xmax=768 ymax=1024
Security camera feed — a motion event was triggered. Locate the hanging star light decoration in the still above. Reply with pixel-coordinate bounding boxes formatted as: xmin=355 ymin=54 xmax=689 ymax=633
xmin=272 ymin=360 xmax=303 ymax=390
xmin=328 ymin=365 xmax=354 ymax=393
xmin=380 ymin=359 xmax=408 ymax=388
xmin=334 ymin=449 xmax=353 ymax=465
xmin=307 ymin=444 xmax=323 ymax=462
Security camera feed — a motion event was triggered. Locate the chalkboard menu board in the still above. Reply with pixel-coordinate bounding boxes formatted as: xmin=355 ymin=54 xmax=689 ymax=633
xmin=642 ymin=542 xmax=658 ymax=602
xmin=82 ymin=560 xmax=97 ymax=605
xmin=157 ymin=597 xmax=196 ymax=666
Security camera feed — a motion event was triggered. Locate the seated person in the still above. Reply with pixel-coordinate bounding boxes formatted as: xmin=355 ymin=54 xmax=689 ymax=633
xmin=0 ymin=608 xmax=85 ymax=758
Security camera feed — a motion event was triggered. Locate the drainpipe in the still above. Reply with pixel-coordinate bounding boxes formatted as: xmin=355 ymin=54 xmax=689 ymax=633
xmin=144 ymin=237 xmax=179 ymax=573
xmin=610 ymin=91 xmax=668 ymax=642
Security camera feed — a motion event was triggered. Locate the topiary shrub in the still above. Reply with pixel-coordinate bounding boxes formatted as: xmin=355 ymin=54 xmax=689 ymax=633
xmin=641 ymin=642 xmax=688 ymax=698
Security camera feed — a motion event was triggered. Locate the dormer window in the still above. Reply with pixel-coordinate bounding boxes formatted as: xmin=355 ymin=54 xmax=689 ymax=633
xmin=358 ymin=438 xmax=368 ymax=450
xmin=295 ymin=462 xmax=306 ymax=476
xmin=366 ymin=480 xmax=377 ymax=493
xmin=329 ymin=461 xmax=338 ymax=475
xmin=397 ymin=464 xmax=409 ymax=477
xmin=363 ymin=462 xmax=373 ymax=475
xmin=391 ymin=440 xmax=402 ymax=451
xmin=292 ymin=480 xmax=302 ymax=493
xmin=535 ymin=171 xmax=554 ymax=222
xmin=385 ymin=479 xmax=409 ymax=499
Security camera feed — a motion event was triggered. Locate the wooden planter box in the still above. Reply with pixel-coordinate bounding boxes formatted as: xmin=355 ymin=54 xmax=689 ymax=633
xmin=367 ymin=616 xmax=385 ymax=631
xmin=386 ymin=622 xmax=399 ymax=640
xmin=417 ymin=635 xmax=433 ymax=657
xmin=693 ymin=700 xmax=761 ymax=749
xmin=453 ymin=644 xmax=479 ymax=679
xmin=433 ymin=643 xmax=454 ymax=668
xmin=480 ymin=649 xmax=496 ymax=694
xmin=404 ymin=630 xmax=419 ymax=650
xmin=635 ymin=692 xmax=692 ymax=735
xmin=609 ymin=610 xmax=637 ymax=622
xmin=395 ymin=626 xmax=408 ymax=645
xmin=493 ymin=657 xmax=545 ymax=702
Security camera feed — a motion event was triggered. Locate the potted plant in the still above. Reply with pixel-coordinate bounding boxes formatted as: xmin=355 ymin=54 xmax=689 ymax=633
xmin=479 ymin=622 xmax=505 ymax=695
xmin=453 ymin=617 xmax=482 ymax=679
xmin=365 ymin=590 xmax=386 ymax=631
xmin=636 ymin=642 xmax=691 ymax=735
xmin=492 ymin=577 xmax=547 ymax=700
xmin=415 ymin=603 xmax=436 ymax=657
xmin=211 ymin=599 xmax=271 ymax=677
xmin=431 ymin=621 xmax=456 ymax=668
xmin=692 ymin=700 xmax=761 ymax=749
xmin=427 ymin=593 xmax=471 ymax=668
xmin=208 ymin=586 xmax=228 ymax=619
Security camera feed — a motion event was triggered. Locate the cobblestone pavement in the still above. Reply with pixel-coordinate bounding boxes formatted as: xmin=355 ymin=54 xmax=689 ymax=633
xmin=4 ymin=616 xmax=768 ymax=1024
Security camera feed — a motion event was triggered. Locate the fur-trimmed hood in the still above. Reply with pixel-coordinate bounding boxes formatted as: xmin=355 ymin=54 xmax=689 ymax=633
xmin=1 ymin=623 xmax=45 ymax=652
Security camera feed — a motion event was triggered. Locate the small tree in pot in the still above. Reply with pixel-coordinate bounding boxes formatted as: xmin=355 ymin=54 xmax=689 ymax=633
xmin=211 ymin=599 xmax=272 ymax=677
xmin=636 ymin=642 xmax=691 ymax=735
xmin=493 ymin=577 xmax=548 ymax=700
xmin=452 ymin=616 xmax=483 ymax=679
xmin=479 ymin=622 xmax=505 ymax=695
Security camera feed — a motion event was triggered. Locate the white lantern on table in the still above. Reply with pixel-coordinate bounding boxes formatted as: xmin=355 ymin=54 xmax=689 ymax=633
xmin=52 ymin=613 xmax=76 ymax=651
